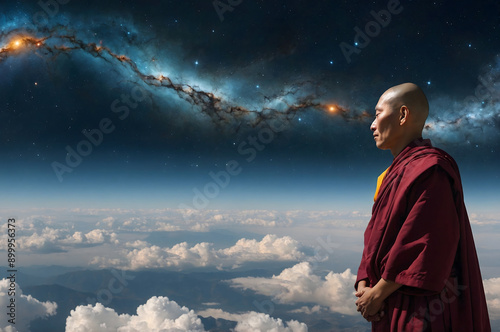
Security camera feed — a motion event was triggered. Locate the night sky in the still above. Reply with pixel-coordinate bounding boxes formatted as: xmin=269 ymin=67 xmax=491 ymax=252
xmin=1 ymin=0 xmax=499 ymax=211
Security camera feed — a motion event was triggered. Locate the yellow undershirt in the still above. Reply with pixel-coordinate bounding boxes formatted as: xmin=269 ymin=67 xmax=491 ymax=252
xmin=374 ymin=167 xmax=390 ymax=201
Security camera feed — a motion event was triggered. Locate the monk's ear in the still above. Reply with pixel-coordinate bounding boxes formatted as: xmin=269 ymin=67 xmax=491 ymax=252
xmin=399 ymin=105 xmax=409 ymax=125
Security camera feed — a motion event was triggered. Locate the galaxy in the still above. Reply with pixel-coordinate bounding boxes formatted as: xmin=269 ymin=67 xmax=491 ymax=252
xmin=0 ymin=1 xmax=499 ymax=331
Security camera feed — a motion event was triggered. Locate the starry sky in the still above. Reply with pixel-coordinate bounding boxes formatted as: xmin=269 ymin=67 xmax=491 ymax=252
xmin=0 ymin=0 xmax=499 ymax=212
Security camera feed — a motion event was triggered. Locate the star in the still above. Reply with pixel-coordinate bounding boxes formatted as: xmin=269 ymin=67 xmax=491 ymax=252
xmin=328 ymin=105 xmax=338 ymax=114
xmin=5 ymin=38 xmax=25 ymax=50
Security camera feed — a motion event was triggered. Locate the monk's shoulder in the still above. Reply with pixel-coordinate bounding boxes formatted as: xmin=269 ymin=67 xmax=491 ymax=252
xmin=402 ymin=146 xmax=457 ymax=183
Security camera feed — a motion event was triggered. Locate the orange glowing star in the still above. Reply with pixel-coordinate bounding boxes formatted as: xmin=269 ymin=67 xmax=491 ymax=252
xmin=328 ymin=105 xmax=337 ymax=113
xmin=8 ymin=37 xmax=25 ymax=50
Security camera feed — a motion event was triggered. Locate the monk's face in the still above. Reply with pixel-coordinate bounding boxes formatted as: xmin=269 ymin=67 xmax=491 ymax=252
xmin=371 ymin=91 xmax=403 ymax=151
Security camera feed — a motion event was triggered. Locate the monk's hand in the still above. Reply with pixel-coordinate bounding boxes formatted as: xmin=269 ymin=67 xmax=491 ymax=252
xmin=355 ymin=279 xmax=368 ymax=298
xmin=355 ymin=286 xmax=384 ymax=322
xmin=365 ymin=303 xmax=385 ymax=322
xmin=355 ymin=286 xmax=385 ymax=321
xmin=355 ymin=287 xmax=367 ymax=298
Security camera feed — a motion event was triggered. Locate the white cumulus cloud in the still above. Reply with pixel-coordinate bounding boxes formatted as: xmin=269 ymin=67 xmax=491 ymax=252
xmin=229 ymin=262 xmax=358 ymax=315
xmin=93 ymin=234 xmax=305 ymax=270
xmin=233 ymin=312 xmax=308 ymax=332
xmin=62 ymin=229 xmax=119 ymax=245
xmin=218 ymin=235 xmax=305 ymax=266
xmin=17 ymin=227 xmax=64 ymax=251
xmin=0 ymin=226 xmax=119 ymax=253
xmin=65 ymin=296 xmax=205 ymax=332
xmin=0 ymin=279 xmax=57 ymax=332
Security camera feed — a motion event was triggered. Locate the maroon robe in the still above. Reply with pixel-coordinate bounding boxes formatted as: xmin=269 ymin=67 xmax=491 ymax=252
xmin=356 ymin=138 xmax=491 ymax=331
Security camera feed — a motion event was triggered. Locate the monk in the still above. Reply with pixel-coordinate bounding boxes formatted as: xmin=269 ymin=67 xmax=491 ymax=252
xmin=354 ymin=83 xmax=491 ymax=331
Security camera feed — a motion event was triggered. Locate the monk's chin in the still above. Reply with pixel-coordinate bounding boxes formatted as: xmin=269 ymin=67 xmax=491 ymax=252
xmin=375 ymin=142 xmax=387 ymax=150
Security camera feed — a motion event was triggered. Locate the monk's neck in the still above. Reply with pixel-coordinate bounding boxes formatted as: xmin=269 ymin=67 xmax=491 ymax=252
xmin=390 ymin=136 xmax=424 ymax=157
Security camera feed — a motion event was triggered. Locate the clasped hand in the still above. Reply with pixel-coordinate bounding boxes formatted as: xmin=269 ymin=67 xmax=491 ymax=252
xmin=355 ymin=285 xmax=385 ymax=322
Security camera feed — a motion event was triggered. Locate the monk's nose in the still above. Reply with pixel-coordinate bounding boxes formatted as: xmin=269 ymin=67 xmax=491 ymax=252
xmin=370 ymin=120 xmax=376 ymax=131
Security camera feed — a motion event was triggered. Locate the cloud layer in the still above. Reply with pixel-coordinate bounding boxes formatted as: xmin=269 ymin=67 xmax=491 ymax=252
xmin=0 ymin=212 xmax=121 ymax=254
xmin=93 ymin=234 xmax=305 ymax=270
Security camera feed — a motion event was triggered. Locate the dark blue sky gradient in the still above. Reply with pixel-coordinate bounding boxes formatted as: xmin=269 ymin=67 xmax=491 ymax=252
xmin=0 ymin=0 xmax=499 ymax=212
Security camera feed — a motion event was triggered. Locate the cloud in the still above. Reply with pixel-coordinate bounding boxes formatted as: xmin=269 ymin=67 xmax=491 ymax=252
xmin=229 ymin=262 xmax=358 ymax=315
xmin=218 ymin=235 xmax=305 ymax=265
xmin=65 ymin=296 xmax=205 ymax=332
xmin=67 ymin=298 xmax=308 ymax=332
xmin=61 ymin=229 xmax=119 ymax=245
xmin=469 ymin=212 xmax=500 ymax=226
xmin=0 ymin=279 xmax=57 ymax=332
xmin=483 ymin=277 xmax=500 ymax=319
xmin=197 ymin=308 xmax=244 ymax=322
xmin=228 ymin=264 xmax=500 ymax=321
xmin=178 ymin=209 xmax=369 ymax=230
xmin=0 ymin=327 xmax=18 ymax=332
xmin=15 ymin=227 xmax=65 ymax=252
xmin=97 ymin=217 xmax=116 ymax=228
xmin=2 ymin=227 xmax=119 ymax=253
xmin=289 ymin=305 xmax=323 ymax=314
xmin=197 ymin=309 xmax=307 ymax=332
xmin=0 ymin=208 xmax=368 ymax=267
xmin=93 ymin=234 xmax=305 ymax=270
xmin=85 ymin=208 xmax=367 ymax=233
xmin=124 ymin=240 xmax=150 ymax=248
xmin=233 ymin=312 xmax=308 ymax=332
xmin=3 ymin=208 xmax=369 ymax=239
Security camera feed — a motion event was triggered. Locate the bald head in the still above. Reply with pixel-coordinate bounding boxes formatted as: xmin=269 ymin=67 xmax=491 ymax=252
xmin=371 ymin=83 xmax=430 ymax=156
xmin=381 ymin=82 xmax=429 ymax=132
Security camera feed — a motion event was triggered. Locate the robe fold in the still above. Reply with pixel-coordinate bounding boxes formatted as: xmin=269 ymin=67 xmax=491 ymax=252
xmin=356 ymin=138 xmax=491 ymax=331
